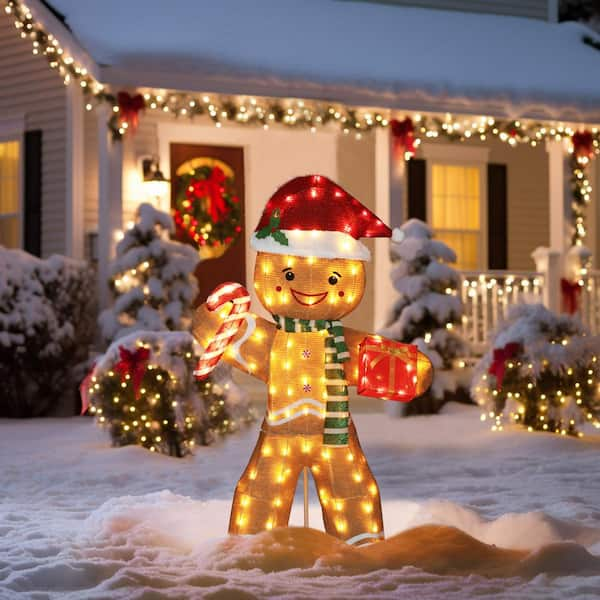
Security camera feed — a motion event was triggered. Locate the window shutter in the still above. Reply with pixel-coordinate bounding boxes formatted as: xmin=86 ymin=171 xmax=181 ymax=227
xmin=407 ymin=158 xmax=426 ymax=221
xmin=24 ymin=130 xmax=42 ymax=256
xmin=487 ymin=163 xmax=507 ymax=270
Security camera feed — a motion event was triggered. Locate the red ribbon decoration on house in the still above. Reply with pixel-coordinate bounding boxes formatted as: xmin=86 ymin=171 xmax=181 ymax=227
xmin=488 ymin=342 xmax=522 ymax=390
xmin=187 ymin=166 xmax=229 ymax=223
xmin=560 ymin=278 xmax=582 ymax=314
xmin=390 ymin=117 xmax=416 ymax=161
xmin=115 ymin=346 xmax=151 ymax=399
xmin=117 ymin=92 xmax=145 ymax=133
xmin=572 ymin=130 xmax=594 ymax=160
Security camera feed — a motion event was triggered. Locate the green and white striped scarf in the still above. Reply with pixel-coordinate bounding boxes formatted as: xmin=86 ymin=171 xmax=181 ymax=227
xmin=272 ymin=315 xmax=350 ymax=447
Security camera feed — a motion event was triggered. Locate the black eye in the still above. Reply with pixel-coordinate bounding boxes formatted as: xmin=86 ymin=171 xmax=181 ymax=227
xmin=285 ymin=271 xmax=295 ymax=281
xmin=328 ymin=275 xmax=338 ymax=285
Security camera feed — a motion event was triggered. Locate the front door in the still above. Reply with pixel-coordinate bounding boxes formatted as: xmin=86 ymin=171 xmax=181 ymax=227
xmin=170 ymin=143 xmax=246 ymax=303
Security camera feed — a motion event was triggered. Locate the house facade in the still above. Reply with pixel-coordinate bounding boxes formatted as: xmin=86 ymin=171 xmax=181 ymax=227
xmin=1 ymin=0 xmax=599 ymax=340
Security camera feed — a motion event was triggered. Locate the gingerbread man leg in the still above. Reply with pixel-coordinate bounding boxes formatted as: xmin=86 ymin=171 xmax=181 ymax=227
xmin=311 ymin=421 xmax=384 ymax=545
xmin=229 ymin=427 xmax=303 ymax=535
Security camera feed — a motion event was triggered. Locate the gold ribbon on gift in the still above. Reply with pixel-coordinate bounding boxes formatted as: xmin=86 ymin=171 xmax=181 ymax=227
xmin=363 ymin=343 xmax=415 ymax=393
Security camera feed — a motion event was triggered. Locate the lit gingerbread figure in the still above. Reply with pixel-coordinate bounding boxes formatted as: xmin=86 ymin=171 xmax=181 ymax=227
xmin=193 ymin=175 xmax=432 ymax=545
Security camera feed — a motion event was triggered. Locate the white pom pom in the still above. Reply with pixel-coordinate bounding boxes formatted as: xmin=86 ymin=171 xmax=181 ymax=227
xmin=391 ymin=228 xmax=405 ymax=243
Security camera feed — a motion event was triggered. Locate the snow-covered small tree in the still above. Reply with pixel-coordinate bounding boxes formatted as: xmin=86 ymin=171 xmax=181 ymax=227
xmin=99 ymin=203 xmax=199 ymax=345
xmin=471 ymin=303 xmax=600 ymax=437
xmin=380 ymin=219 xmax=470 ymax=415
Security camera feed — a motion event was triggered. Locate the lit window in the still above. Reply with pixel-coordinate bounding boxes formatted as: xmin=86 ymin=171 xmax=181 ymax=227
xmin=0 ymin=140 xmax=21 ymax=248
xmin=431 ymin=164 xmax=480 ymax=270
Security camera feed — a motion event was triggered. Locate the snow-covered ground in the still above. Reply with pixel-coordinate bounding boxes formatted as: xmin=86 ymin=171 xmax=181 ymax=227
xmin=2 ymin=403 xmax=600 ymax=599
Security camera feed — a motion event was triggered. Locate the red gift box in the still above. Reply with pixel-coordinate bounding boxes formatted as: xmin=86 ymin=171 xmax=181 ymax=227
xmin=358 ymin=336 xmax=418 ymax=401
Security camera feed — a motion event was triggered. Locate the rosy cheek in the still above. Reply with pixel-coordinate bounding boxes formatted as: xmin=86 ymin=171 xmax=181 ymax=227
xmin=338 ymin=291 xmax=345 ymax=297
xmin=276 ymin=286 xmax=282 ymax=292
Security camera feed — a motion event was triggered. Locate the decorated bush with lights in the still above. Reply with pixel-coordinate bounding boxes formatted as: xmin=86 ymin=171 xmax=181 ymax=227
xmin=380 ymin=219 xmax=470 ymax=415
xmin=471 ymin=303 xmax=600 ymax=437
xmin=88 ymin=331 xmax=251 ymax=456
xmin=98 ymin=203 xmax=199 ymax=345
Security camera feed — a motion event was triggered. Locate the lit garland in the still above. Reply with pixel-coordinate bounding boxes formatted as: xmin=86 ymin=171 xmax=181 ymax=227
xmin=3 ymin=0 xmax=599 ymax=246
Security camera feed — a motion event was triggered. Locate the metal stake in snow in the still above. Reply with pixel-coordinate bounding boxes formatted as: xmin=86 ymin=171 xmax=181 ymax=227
xmin=194 ymin=282 xmax=252 ymax=380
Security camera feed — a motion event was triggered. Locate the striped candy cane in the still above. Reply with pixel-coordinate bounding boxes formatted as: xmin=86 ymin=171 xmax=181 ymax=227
xmin=194 ymin=282 xmax=252 ymax=380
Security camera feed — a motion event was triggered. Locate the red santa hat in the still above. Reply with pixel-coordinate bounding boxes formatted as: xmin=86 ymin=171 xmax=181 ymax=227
xmin=250 ymin=175 xmax=391 ymax=261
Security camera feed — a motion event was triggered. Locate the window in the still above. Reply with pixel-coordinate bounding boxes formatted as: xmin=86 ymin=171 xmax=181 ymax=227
xmin=0 ymin=139 xmax=21 ymax=248
xmin=430 ymin=164 xmax=481 ymax=270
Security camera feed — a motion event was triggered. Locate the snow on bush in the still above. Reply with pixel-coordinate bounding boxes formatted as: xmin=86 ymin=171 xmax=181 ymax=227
xmin=89 ymin=331 xmax=253 ymax=457
xmin=98 ymin=203 xmax=199 ymax=345
xmin=380 ymin=219 xmax=470 ymax=414
xmin=471 ymin=303 xmax=600 ymax=436
xmin=0 ymin=247 xmax=95 ymax=417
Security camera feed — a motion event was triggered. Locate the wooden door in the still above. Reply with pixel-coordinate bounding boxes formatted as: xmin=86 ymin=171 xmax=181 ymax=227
xmin=170 ymin=143 xmax=246 ymax=303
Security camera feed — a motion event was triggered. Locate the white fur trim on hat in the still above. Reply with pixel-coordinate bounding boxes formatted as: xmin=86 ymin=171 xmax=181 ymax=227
xmin=251 ymin=229 xmax=371 ymax=261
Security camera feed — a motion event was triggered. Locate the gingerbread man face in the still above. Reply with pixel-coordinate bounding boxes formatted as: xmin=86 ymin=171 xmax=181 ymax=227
xmin=254 ymin=252 xmax=365 ymax=320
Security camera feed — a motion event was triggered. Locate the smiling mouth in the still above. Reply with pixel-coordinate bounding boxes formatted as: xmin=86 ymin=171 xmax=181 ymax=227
xmin=290 ymin=289 xmax=329 ymax=306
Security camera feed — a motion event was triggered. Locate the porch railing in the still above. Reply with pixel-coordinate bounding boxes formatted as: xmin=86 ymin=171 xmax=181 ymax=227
xmin=459 ymin=270 xmax=545 ymax=353
xmin=579 ymin=270 xmax=600 ymax=335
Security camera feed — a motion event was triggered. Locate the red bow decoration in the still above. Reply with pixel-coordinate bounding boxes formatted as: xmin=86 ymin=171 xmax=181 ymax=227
xmin=488 ymin=342 xmax=521 ymax=390
xmin=187 ymin=166 xmax=229 ymax=223
xmin=117 ymin=92 xmax=145 ymax=133
xmin=572 ymin=130 xmax=594 ymax=160
xmin=115 ymin=346 xmax=151 ymax=399
xmin=390 ymin=117 xmax=416 ymax=160
xmin=561 ymin=278 xmax=582 ymax=314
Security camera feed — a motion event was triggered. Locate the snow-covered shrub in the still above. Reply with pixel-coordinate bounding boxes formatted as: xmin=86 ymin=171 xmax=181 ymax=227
xmin=89 ymin=331 xmax=253 ymax=456
xmin=0 ymin=248 xmax=96 ymax=417
xmin=98 ymin=203 xmax=199 ymax=346
xmin=380 ymin=219 xmax=471 ymax=415
xmin=471 ymin=304 xmax=600 ymax=437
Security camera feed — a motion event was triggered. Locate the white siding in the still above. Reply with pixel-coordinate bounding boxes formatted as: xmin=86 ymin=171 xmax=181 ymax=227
xmin=350 ymin=0 xmax=551 ymax=20
xmin=0 ymin=13 xmax=67 ymax=257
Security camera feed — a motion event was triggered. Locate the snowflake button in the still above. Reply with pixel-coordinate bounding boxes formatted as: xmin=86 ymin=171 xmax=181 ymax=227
xmin=303 ymin=383 xmax=312 ymax=393
xmin=301 ymin=349 xmax=311 ymax=360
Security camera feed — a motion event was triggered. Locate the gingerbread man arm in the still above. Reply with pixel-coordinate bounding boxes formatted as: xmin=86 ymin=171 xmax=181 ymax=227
xmin=343 ymin=327 xmax=433 ymax=396
xmin=192 ymin=303 xmax=276 ymax=383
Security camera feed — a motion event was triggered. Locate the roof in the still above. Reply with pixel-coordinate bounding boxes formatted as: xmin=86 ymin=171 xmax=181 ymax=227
xmin=39 ymin=0 xmax=600 ymax=122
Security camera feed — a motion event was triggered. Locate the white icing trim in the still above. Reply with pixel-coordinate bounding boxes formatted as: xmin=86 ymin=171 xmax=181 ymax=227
xmin=251 ymin=229 xmax=371 ymax=261
xmin=345 ymin=531 xmax=384 ymax=545
xmin=267 ymin=398 xmax=324 ymax=417
xmin=267 ymin=409 xmax=324 ymax=425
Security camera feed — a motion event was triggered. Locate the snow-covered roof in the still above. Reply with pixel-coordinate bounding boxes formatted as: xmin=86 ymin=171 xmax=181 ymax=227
xmin=42 ymin=0 xmax=600 ymax=121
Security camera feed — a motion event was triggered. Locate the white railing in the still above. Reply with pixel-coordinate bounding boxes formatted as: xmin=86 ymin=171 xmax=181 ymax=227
xmin=579 ymin=270 xmax=600 ymax=335
xmin=459 ymin=270 xmax=545 ymax=353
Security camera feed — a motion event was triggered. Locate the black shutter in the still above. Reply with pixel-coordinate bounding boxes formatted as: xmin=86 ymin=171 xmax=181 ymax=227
xmin=407 ymin=158 xmax=426 ymax=222
xmin=487 ymin=163 xmax=507 ymax=270
xmin=23 ymin=130 xmax=42 ymax=256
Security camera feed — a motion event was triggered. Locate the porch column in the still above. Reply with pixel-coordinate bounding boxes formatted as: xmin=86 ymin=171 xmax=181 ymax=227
xmin=97 ymin=105 xmax=123 ymax=310
xmin=546 ymin=139 xmax=570 ymax=253
xmin=65 ymin=84 xmax=85 ymax=259
xmin=374 ymin=127 xmax=395 ymax=331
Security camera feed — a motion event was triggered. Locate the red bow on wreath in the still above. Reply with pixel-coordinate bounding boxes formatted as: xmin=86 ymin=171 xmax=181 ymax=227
xmin=115 ymin=345 xmax=151 ymax=399
xmin=488 ymin=342 xmax=521 ymax=390
xmin=561 ymin=278 xmax=582 ymax=315
xmin=390 ymin=117 xmax=416 ymax=160
xmin=572 ymin=130 xmax=594 ymax=160
xmin=117 ymin=92 xmax=145 ymax=133
xmin=187 ymin=166 xmax=229 ymax=223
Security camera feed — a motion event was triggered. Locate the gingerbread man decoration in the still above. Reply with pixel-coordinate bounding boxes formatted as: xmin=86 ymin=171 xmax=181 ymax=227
xmin=193 ymin=175 xmax=432 ymax=545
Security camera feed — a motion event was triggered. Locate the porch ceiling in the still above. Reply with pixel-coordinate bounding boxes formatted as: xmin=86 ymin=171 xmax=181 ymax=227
xmin=46 ymin=0 xmax=600 ymax=123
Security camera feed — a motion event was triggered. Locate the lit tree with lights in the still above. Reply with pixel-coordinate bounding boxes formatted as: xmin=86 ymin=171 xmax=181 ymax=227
xmin=380 ymin=219 xmax=470 ymax=415
xmin=471 ymin=303 xmax=600 ymax=437
xmin=98 ymin=203 xmax=199 ymax=345
xmin=92 ymin=203 xmax=253 ymax=456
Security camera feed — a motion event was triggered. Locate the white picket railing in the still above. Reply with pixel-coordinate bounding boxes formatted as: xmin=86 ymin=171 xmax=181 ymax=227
xmin=579 ymin=270 xmax=600 ymax=335
xmin=459 ymin=270 xmax=545 ymax=353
